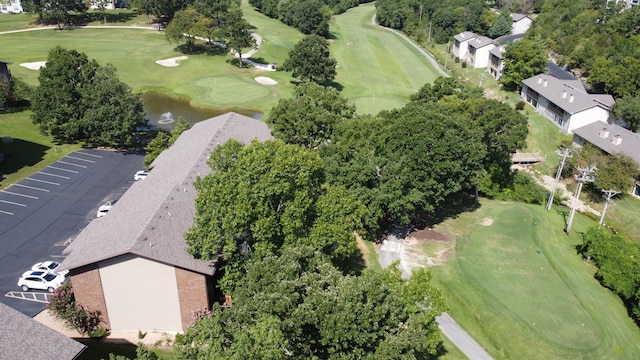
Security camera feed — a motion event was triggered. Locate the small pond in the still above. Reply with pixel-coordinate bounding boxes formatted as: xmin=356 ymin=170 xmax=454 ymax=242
xmin=142 ymin=93 xmax=263 ymax=131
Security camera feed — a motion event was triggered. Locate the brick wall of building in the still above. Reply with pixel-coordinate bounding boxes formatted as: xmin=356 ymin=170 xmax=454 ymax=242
xmin=175 ymin=267 xmax=209 ymax=331
xmin=70 ymin=264 xmax=110 ymax=329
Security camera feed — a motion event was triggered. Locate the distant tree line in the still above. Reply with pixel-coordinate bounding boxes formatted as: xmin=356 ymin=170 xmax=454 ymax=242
xmin=249 ymin=0 xmax=370 ymax=37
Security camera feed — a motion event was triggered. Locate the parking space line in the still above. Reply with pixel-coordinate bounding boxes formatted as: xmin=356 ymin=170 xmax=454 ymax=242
xmin=0 ymin=191 xmax=38 ymax=199
xmin=26 ymin=177 xmax=60 ymax=186
xmin=0 ymin=200 xmax=26 ymax=207
xmin=38 ymin=171 xmax=71 ymax=179
xmin=0 ymin=210 xmax=14 ymax=215
xmin=46 ymin=166 xmax=78 ymax=174
xmin=66 ymin=155 xmax=96 ymax=163
xmin=14 ymin=184 xmax=49 ymax=192
xmin=76 ymin=151 xmax=103 ymax=158
xmin=58 ymin=160 xmax=87 ymax=169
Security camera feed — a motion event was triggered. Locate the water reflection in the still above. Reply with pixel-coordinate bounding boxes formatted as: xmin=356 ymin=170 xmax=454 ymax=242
xmin=142 ymin=93 xmax=263 ymax=131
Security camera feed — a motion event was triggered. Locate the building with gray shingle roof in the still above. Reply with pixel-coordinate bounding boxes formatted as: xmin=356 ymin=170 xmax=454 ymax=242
xmin=453 ymin=31 xmax=477 ymax=60
xmin=488 ymin=44 xmax=506 ymax=79
xmin=510 ymin=13 xmax=532 ymax=35
xmin=467 ymin=35 xmax=496 ymax=69
xmin=521 ymin=74 xmax=614 ymax=133
xmin=0 ymin=303 xmax=85 ymax=360
xmin=59 ymin=112 xmax=273 ymax=333
xmin=572 ymin=121 xmax=640 ymax=195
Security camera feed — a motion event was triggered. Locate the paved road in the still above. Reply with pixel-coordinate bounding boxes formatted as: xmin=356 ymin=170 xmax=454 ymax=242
xmin=379 ymin=236 xmax=494 ymax=360
xmin=0 ymin=149 xmax=143 ymax=316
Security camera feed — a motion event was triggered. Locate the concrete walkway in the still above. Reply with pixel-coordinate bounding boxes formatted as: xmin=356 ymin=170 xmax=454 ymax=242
xmin=379 ymin=236 xmax=494 ymax=360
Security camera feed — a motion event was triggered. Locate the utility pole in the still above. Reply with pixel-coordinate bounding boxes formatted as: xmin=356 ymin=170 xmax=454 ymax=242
xmin=599 ymin=189 xmax=620 ymax=226
xmin=565 ymin=166 xmax=596 ymax=234
xmin=444 ymin=40 xmax=450 ymax=69
xmin=546 ymin=147 xmax=573 ymax=211
xmin=428 ymin=21 xmax=432 ymax=44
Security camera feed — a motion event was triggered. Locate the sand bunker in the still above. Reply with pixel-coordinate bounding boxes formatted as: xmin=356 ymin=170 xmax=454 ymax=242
xmin=481 ymin=217 xmax=494 ymax=226
xmin=20 ymin=61 xmax=46 ymax=70
xmin=255 ymin=76 xmax=277 ymax=85
xmin=155 ymin=56 xmax=188 ymax=67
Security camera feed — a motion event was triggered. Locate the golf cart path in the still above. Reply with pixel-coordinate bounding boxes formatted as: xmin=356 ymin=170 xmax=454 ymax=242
xmin=371 ymin=14 xmax=449 ymax=78
xmin=380 ymin=236 xmax=494 ymax=360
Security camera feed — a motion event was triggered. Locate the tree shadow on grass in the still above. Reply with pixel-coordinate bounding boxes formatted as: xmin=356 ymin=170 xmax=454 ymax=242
xmin=175 ymin=43 xmax=226 ymax=56
xmin=413 ymin=191 xmax=480 ymax=230
xmin=0 ymin=138 xmax=49 ymax=186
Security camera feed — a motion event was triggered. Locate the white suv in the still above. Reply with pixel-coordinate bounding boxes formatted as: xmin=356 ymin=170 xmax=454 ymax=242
xmin=31 ymin=261 xmax=69 ymax=276
xmin=134 ymin=170 xmax=149 ymax=181
xmin=18 ymin=270 xmax=66 ymax=292
xmin=96 ymin=201 xmax=116 ymax=218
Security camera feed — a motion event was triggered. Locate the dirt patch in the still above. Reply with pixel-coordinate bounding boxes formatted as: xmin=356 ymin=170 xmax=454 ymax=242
xmin=407 ymin=228 xmax=451 ymax=242
xmin=481 ymin=217 xmax=494 ymax=226
xmin=255 ymin=76 xmax=277 ymax=85
xmin=355 ymin=232 xmax=377 ymax=268
xmin=155 ymin=56 xmax=188 ymax=67
xmin=20 ymin=61 xmax=46 ymax=70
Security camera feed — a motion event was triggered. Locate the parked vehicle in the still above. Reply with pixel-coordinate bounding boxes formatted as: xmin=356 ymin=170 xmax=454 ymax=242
xmin=134 ymin=170 xmax=149 ymax=181
xmin=17 ymin=270 xmax=66 ymax=292
xmin=31 ymin=261 xmax=69 ymax=276
xmin=96 ymin=201 xmax=116 ymax=218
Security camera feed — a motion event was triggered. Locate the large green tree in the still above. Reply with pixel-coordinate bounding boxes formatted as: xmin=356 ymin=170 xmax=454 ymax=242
xmin=185 ymin=140 xmax=367 ymax=287
xmin=488 ymin=10 xmax=512 ymax=38
xmin=266 ymin=82 xmax=355 ymax=149
xmin=282 ymin=35 xmax=337 ymax=84
xmin=174 ymin=246 xmax=447 ymax=359
xmin=31 ymin=46 xmax=147 ymax=146
xmin=612 ymin=95 xmax=640 ymax=132
xmin=500 ymin=39 xmax=548 ymax=90
xmin=321 ymin=101 xmax=486 ymax=230
xmin=224 ymin=8 xmax=257 ymax=67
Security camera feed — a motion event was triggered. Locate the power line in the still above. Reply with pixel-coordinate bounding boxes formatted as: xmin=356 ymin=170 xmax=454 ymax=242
xmin=565 ymin=166 xmax=596 ymax=234
xmin=546 ymin=147 xmax=573 ymax=211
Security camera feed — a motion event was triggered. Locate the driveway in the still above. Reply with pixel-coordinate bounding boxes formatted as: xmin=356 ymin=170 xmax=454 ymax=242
xmin=0 ymin=149 xmax=144 ymax=316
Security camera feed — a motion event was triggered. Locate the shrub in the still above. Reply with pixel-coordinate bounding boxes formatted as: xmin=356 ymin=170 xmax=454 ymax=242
xmin=88 ymin=327 xmax=108 ymax=338
xmin=515 ymin=100 xmax=526 ymax=110
xmin=47 ymin=281 xmax=104 ymax=335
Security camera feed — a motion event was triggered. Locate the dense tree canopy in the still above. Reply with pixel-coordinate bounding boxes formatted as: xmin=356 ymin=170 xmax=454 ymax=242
xmin=21 ymin=0 xmax=87 ymax=27
xmin=250 ymin=0 xmax=339 ymax=36
xmin=612 ymin=95 xmax=640 ymax=132
xmin=282 ymin=35 xmax=337 ymax=84
xmin=266 ymin=82 xmax=355 ymax=149
xmin=500 ymin=39 xmax=548 ymax=90
xmin=321 ymin=101 xmax=486 ymax=231
xmin=174 ymin=246 xmax=447 ymax=359
xmin=31 ymin=46 xmax=147 ymax=147
xmin=579 ymin=226 xmax=640 ymax=321
xmin=185 ymin=140 xmax=367 ymax=288
xmin=488 ymin=10 xmax=512 ymax=38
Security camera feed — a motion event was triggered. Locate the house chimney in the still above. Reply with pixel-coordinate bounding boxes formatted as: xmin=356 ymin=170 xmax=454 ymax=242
xmin=599 ymin=128 xmax=609 ymax=138
xmin=562 ymin=90 xmax=567 ymax=99
xmin=569 ymin=94 xmax=574 ymax=103
xmin=612 ymin=135 xmax=622 ymax=145
xmin=543 ymin=79 xmax=548 ymax=87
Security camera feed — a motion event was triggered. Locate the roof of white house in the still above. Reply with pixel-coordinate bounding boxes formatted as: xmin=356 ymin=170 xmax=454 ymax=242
xmin=0 ymin=303 xmax=86 ymax=360
xmin=489 ymin=45 xmax=506 ymax=59
xmin=511 ymin=13 xmax=531 ymax=22
xmin=453 ymin=31 xmax=477 ymax=42
xmin=60 ymin=113 xmax=273 ymax=275
xmin=522 ymin=74 xmax=615 ymax=114
xmin=468 ymin=35 xmax=495 ymax=49
xmin=573 ymin=121 xmax=640 ymax=166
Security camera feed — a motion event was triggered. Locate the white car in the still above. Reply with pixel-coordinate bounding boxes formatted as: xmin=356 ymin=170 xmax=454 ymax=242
xmin=96 ymin=201 xmax=116 ymax=218
xmin=31 ymin=261 xmax=69 ymax=276
xmin=134 ymin=170 xmax=149 ymax=181
xmin=18 ymin=270 xmax=67 ymax=292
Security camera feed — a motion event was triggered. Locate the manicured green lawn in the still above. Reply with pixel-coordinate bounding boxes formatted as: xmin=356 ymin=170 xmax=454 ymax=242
xmin=608 ymin=196 xmax=640 ymax=241
xmin=430 ymin=200 xmax=640 ymax=359
xmin=330 ymin=3 xmax=442 ymax=114
xmin=0 ymin=109 xmax=81 ymax=190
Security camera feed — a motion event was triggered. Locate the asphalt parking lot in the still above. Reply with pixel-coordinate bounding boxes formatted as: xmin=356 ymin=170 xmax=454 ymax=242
xmin=0 ymin=149 xmax=144 ymax=317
